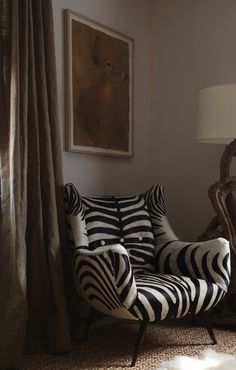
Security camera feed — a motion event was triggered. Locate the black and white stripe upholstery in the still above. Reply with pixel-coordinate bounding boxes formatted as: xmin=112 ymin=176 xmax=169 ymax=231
xmin=64 ymin=183 xmax=230 ymax=324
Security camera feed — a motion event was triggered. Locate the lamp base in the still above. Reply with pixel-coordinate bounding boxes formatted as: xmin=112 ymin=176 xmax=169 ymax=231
xmin=208 ymin=294 xmax=236 ymax=327
xmin=197 ymin=216 xmax=236 ymax=327
xmin=210 ymin=312 xmax=236 ymax=327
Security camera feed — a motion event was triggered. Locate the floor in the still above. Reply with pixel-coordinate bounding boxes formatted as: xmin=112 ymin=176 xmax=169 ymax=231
xmin=22 ymin=319 xmax=236 ymax=370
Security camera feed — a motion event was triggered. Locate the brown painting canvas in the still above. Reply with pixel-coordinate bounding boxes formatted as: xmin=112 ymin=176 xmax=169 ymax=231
xmin=64 ymin=10 xmax=133 ymax=157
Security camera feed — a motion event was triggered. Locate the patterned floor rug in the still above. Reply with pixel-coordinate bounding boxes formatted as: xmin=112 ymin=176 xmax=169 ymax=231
xmin=154 ymin=349 xmax=236 ymax=370
xmin=23 ymin=320 xmax=236 ymax=370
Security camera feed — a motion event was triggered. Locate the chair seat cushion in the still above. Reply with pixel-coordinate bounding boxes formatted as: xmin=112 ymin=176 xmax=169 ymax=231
xmin=130 ymin=273 xmax=225 ymax=322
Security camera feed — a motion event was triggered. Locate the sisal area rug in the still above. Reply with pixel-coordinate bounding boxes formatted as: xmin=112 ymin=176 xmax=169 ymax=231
xmin=155 ymin=348 xmax=236 ymax=370
xmin=23 ymin=320 xmax=236 ymax=370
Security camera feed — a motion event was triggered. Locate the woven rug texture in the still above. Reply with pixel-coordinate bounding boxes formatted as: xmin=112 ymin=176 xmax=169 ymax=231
xmin=23 ymin=321 xmax=236 ymax=370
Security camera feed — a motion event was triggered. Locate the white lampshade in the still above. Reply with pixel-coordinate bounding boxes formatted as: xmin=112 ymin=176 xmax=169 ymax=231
xmin=196 ymin=84 xmax=236 ymax=144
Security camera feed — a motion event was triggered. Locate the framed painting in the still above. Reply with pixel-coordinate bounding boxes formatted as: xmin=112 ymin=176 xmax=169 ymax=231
xmin=64 ymin=9 xmax=134 ymax=157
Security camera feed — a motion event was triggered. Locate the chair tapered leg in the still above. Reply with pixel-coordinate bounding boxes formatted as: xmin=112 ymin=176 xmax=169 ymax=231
xmin=84 ymin=307 xmax=96 ymax=336
xmin=201 ymin=311 xmax=217 ymax=344
xmin=131 ymin=321 xmax=149 ymax=367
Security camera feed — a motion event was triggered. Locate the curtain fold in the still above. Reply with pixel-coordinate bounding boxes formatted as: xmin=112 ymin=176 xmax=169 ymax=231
xmin=0 ymin=1 xmax=72 ymax=368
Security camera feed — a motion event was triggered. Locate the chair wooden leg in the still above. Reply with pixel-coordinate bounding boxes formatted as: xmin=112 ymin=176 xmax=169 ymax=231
xmin=131 ymin=321 xmax=149 ymax=367
xmin=201 ymin=311 xmax=217 ymax=344
xmin=84 ymin=307 xmax=96 ymax=336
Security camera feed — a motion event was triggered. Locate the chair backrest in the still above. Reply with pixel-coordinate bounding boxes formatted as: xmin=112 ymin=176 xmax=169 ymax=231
xmin=64 ymin=183 xmax=179 ymax=274
xmin=82 ymin=194 xmax=156 ymax=274
xmin=64 ymin=184 xmax=158 ymax=274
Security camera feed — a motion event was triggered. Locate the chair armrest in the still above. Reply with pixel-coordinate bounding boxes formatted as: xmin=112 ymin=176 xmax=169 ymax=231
xmin=77 ymin=243 xmax=130 ymax=256
xmin=155 ymin=238 xmax=230 ymax=291
xmin=73 ymin=244 xmax=137 ymax=310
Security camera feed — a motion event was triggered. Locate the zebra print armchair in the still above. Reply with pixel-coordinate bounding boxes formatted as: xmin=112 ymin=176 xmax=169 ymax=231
xmin=64 ymin=183 xmax=230 ymax=366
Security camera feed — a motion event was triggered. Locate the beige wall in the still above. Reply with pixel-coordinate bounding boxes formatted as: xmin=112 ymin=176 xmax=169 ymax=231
xmin=52 ymin=0 xmax=154 ymax=196
xmin=53 ymin=0 xmax=236 ymax=240
xmin=151 ymin=0 xmax=236 ymax=240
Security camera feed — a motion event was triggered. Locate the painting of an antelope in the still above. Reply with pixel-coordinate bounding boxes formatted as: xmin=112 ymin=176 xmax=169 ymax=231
xmin=64 ymin=10 xmax=133 ymax=157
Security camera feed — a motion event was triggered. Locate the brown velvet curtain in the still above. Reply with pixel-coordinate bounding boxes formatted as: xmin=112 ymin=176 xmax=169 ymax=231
xmin=0 ymin=0 xmax=72 ymax=368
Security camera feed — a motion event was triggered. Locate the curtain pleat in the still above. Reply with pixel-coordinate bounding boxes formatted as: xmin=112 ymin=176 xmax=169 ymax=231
xmin=0 ymin=1 xmax=72 ymax=368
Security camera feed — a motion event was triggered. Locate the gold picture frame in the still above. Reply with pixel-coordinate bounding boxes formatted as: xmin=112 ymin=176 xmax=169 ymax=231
xmin=64 ymin=9 xmax=134 ymax=157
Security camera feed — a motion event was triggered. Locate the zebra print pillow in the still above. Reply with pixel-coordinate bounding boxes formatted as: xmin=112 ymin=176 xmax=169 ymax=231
xmin=82 ymin=194 xmax=156 ymax=274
